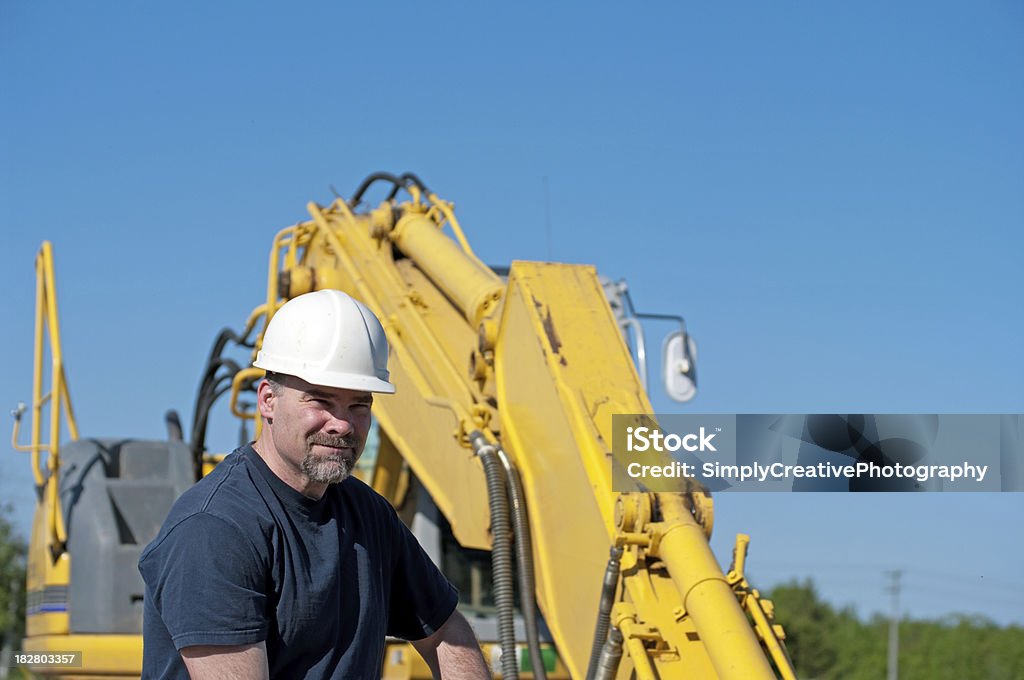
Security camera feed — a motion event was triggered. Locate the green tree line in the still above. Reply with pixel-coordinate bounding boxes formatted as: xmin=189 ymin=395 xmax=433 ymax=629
xmin=769 ymin=579 xmax=1024 ymax=680
xmin=1 ymin=505 xmax=28 ymax=650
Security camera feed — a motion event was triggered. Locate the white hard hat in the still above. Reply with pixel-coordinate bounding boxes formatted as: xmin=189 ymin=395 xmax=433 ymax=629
xmin=254 ymin=289 xmax=396 ymax=394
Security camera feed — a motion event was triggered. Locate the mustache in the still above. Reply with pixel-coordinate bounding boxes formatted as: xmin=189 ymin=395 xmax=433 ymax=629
xmin=307 ymin=433 xmax=359 ymax=449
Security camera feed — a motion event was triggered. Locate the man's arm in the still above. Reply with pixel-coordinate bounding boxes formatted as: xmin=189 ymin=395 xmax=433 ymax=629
xmin=180 ymin=642 xmax=269 ymax=680
xmin=411 ymin=610 xmax=489 ymax=679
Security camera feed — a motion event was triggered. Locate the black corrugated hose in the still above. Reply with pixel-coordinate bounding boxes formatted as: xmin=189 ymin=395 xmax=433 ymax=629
xmin=470 ymin=431 xmax=519 ymax=680
xmin=497 ymin=449 xmax=548 ymax=680
xmin=585 ymin=546 xmax=623 ymax=680
xmin=592 ymin=628 xmax=624 ymax=680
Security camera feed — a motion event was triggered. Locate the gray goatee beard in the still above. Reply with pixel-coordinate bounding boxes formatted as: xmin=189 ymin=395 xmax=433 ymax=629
xmin=302 ymin=434 xmax=360 ymax=484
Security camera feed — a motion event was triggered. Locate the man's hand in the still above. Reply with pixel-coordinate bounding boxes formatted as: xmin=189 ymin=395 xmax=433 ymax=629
xmin=411 ymin=610 xmax=489 ymax=679
xmin=180 ymin=641 xmax=269 ymax=679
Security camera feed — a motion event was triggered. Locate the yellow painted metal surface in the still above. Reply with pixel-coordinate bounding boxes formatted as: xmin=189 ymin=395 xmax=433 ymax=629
xmin=654 ymin=494 xmax=776 ymax=679
xmin=727 ymin=534 xmax=798 ymax=680
xmin=201 ymin=452 xmax=228 ymax=478
xmin=381 ymin=640 xmax=570 ymax=680
xmin=390 ymin=210 xmax=504 ymax=328
xmin=22 ymin=634 xmax=142 ymax=677
xmin=25 ymin=485 xmax=71 ymax=640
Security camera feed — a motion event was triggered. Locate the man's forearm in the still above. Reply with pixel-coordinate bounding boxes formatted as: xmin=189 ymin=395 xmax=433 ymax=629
xmin=180 ymin=641 xmax=269 ymax=680
xmin=435 ymin=632 xmax=489 ymax=679
xmin=413 ymin=611 xmax=489 ymax=679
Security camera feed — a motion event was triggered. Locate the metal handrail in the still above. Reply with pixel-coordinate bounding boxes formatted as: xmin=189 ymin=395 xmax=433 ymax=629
xmin=10 ymin=241 xmax=79 ymax=556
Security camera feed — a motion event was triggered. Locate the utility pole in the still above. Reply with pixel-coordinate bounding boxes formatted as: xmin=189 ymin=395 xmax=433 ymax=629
xmin=886 ymin=570 xmax=902 ymax=680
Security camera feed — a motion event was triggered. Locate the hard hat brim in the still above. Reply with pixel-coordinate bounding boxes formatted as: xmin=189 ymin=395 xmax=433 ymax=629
xmin=254 ymin=361 xmax=397 ymax=394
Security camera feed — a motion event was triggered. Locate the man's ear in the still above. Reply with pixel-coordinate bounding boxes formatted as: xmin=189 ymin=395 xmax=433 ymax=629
xmin=256 ymin=380 xmax=276 ymax=422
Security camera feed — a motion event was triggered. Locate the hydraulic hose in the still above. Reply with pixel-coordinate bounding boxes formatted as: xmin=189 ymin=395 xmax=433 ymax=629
xmin=585 ymin=547 xmax=623 ymax=680
xmin=165 ymin=410 xmax=183 ymax=441
xmin=496 ymin=448 xmax=548 ymax=680
xmin=190 ymin=357 xmax=240 ymax=478
xmin=469 ymin=431 xmax=519 ymax=680
xmin=399 ymin=171 xmax=430 ymax=194
xmin=592 ymin=628 xmax=624 ymax=680
xmin=190 ymin=327 xmax=248 ymax=476
xmin=350 ymin=171 xmax=404 ymax=205
xmin=386 ymin=172 xmax=432 ymax=200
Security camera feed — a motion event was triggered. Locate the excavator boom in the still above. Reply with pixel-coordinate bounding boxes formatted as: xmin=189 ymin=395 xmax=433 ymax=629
xmin=14 ymin=173 xmax=796 ymax=679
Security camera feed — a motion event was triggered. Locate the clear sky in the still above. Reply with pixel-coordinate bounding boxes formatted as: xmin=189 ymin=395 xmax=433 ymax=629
xmin=2 ymin=2 xmax=1022 ymax=626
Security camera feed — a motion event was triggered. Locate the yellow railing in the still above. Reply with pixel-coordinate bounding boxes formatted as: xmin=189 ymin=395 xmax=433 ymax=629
xmin=11 ymin=241 xmax=79 ymax=557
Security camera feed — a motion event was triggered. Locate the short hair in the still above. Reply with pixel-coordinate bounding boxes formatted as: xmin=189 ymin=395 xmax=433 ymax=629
xmin=263 ymin=370 xmax=284 ymax=395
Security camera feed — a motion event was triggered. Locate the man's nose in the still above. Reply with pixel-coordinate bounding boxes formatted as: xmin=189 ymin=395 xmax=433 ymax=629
xmin=323 ymin=409 xmax=356 ymax=436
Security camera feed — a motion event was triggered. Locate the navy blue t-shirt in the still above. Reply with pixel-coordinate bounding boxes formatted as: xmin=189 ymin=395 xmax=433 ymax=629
xmin=138 ymin=444 xmax=458 ymax=679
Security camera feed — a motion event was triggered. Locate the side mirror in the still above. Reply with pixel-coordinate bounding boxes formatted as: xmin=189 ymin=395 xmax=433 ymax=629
xmin=663 ymin=331 xmax=698 ymax=402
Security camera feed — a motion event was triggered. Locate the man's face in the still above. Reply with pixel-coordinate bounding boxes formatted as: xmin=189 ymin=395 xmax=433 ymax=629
xmin=258 ymin=374 xmax=373 ymax=485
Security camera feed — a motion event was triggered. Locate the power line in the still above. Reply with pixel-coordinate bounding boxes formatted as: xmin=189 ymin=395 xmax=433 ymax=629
xmin=751 ymin=561 xmax=1024 ymax=593
xmin=753 ymin=568 xmax=1024 ymax=600
xmin=902 ymin=584 xmax=1024 ymax=610
xmin=909 ymin=568 xmax=1024 ymax=593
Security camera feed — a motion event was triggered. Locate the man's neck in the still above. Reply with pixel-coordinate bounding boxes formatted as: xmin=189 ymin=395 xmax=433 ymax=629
xmin=251 ymin=435 xmax=328 ymax=500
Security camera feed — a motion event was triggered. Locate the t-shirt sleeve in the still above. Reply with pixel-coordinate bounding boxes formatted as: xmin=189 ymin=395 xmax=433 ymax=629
xmin=385 ymin=509 xmax=459 ymax=641
xmin=138 ymin=512 xmax=269 ymax=650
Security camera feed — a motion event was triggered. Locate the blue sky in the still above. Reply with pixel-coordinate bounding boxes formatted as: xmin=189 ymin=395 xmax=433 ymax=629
xmin=2 ymin=2 xmax=1022 ymax=625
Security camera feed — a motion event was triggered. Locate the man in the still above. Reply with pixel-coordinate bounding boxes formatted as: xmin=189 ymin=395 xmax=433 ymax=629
xmin=139 ymin=289 xmax=489 ymax=679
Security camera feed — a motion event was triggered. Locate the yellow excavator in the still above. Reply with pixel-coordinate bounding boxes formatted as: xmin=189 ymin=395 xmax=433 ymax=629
xmin=12 ymin=172 xmax=797 ymax=679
